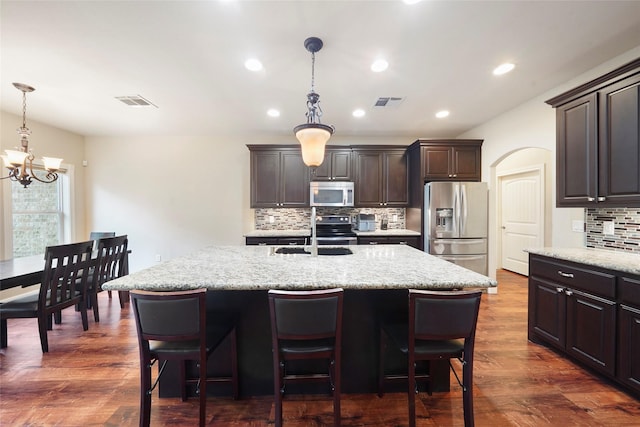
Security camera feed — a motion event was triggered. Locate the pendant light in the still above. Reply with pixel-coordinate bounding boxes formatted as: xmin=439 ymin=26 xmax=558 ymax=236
xmin=293 ymin=37 xmax=334 ymax=167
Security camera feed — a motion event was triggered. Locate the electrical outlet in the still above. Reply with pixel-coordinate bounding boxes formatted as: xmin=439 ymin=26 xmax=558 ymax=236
xmin=155 ymin=254 xmax=162 ymax=262
xmin=392 ymin=214 xmax=398 ymax=222
xmin=571 ymin=220 xmax=585 ymax=233
xmin=269 ymin=215 xmax=275 ymax=223
xmin=603 ymin=221 xmax=615 ymax=236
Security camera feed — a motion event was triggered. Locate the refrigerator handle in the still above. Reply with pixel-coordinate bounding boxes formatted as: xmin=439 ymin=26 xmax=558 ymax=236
xmin=460 ymin=184 xmax=467 ymax=235
xmin=454 ymin=184 xmax=460 ymax=235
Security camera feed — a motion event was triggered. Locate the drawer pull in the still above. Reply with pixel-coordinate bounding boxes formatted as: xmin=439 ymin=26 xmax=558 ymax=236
xmin=557 ymin=271 xmax=574 ymax=278
xmin=556 ymin=287 xmax=564 ymax=293
xmin=369 ymin=241 xmax=378 ymax=245
xmin=564 ymin=290 xmax=573 ymax=296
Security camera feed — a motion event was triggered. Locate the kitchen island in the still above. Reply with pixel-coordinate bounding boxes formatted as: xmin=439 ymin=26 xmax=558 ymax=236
xmin=104 ymin=244 xmax=496 ymax=397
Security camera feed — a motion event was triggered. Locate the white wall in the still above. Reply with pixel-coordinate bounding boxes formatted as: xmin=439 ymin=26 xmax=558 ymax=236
xmin=0 ymin=111 xmax=86 ymax=260
xmin=459 ymin=45 xmax=640 ymax=278
xmin=83 ymin=134 xmax=410 ymax=272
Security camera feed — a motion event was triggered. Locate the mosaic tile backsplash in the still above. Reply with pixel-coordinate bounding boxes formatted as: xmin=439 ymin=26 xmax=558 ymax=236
xmin=586 ymin=208 xmax=640 ymax=253
xmin=255 ymin=208 xmax=406 ymax=230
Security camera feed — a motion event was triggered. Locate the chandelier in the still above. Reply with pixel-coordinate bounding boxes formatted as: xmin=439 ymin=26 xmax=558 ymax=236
xmin=293 ymin=37 xmax=334 ymax=168
xmin=1 ymin=83 xmax=63 ymax=188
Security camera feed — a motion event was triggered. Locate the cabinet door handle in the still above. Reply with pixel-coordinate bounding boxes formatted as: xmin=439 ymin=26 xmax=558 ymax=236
xmin=558 ymin=271 xmax=574 ymax=278
xmin=369 ymin=241 xmax=378 ymax=245
xmin=564 ymin=290 xmax=574 ymax=296
xmin=556 ymin=287 xmax=564 ymax=293
xmin=597 ymin=196 xmax=606 ymax=202
xmin=587 ymin=197 xmax=595 ymax=202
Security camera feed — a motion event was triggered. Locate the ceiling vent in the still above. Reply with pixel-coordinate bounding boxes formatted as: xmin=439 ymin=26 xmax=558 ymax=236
xmin=115 ymin=95 xmax=158 ymax=108
xmin=374 ymin=97 xmax=404 ymax=108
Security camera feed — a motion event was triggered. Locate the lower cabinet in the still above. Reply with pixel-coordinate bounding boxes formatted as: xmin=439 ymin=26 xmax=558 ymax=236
xmin=357 ymin=235 xmax=420 ymax=249
xmin=618 ymin=276 xmax=640 ymax=394
xmin=245 ymin=236 xmax=307 ymax=246
xmin=528 ymin=254 xmax=640 ymax=396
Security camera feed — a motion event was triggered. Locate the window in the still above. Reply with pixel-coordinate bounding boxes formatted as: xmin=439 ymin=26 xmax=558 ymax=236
xmin=11 ymin=174 xmax=67 ymax=257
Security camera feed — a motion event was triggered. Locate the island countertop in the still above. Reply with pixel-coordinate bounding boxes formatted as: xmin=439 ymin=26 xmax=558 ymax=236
xmin=103 ymin=244 xmax=496 ymax=291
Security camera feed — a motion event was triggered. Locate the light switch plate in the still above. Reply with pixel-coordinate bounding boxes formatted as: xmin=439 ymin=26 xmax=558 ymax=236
xmin=572 ymin=220 xmax=585 ymax=232
xmin=603 ymin=221 xmax=615 ymax=236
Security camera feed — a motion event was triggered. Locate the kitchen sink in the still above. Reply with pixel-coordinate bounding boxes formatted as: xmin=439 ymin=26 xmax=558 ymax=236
xmin=274 ymin=247 xmax=353 ymax=256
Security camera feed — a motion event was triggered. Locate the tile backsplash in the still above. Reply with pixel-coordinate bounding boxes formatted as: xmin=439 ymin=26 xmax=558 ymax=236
xmin=255 ymin=208 xmax=406 ymax=230
xmin=586 ymin=208 xmax=640 ymax=253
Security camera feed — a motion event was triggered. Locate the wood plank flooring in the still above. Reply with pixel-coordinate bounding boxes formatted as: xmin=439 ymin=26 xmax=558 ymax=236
xmin=1 ymin=270 xmax=638 ymax=426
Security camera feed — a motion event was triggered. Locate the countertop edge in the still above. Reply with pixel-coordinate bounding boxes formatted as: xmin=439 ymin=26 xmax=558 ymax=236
xmin=526 ymin=247 xmax=640 ymax=276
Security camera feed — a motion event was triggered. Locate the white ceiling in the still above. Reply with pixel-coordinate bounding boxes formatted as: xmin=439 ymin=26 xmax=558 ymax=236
xmin=2 ymin=0 xmax=640 ymax=140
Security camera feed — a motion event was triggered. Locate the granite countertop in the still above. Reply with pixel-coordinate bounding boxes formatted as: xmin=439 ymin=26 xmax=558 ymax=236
xmin=244 ymin=229 xmax=420 ymax=237
xmin=353 ymin=229 xmax=421 ymax=237
xmin=103 ymin=244 xmax=496 ymax=292
xmin=244 ymin=229 xmax=309 ymax=237
xmin=526 ymin=247 xmax=640 ymax=276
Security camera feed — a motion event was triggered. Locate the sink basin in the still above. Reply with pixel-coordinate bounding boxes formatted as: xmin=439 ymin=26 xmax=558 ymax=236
xmin=274 ymin=247 xmax=353 ymax=256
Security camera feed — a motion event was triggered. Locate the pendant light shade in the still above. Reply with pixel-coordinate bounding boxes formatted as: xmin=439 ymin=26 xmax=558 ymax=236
xmin=294 ymin=123 xmax=333 ymax=167
xmin=294 ymin=37 xmax=334 ymax=167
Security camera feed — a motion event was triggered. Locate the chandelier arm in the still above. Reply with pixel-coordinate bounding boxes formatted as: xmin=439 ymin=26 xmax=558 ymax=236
xmin=24 ymin=156 xmax=58 ymax=184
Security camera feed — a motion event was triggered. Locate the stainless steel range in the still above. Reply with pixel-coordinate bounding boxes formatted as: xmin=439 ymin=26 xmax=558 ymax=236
xmin=315 ymin=215 xmax=357 ymax=245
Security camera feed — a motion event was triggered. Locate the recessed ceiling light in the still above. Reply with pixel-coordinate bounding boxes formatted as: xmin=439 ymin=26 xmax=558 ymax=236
xmin=493 ymin=62 xmax=515 ymax=76
xmin=435 ymin=110 xmax=450 ymax=119
xmin=267 ymin=109 xmax=280 ymax=118
xmin=244 ymin=58 xmax=263 ymax=72
xmin=371 ymin=59 xmax=389 ymax=73
xmin=352 ymin=109 xmax=366 ymax=118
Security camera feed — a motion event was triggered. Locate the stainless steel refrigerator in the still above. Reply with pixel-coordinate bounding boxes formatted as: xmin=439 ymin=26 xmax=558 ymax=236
xmin=424 ymin=182 xmax=488 ymax=275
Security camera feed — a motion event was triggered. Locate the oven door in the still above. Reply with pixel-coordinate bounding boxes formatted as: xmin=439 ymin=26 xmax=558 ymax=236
xmin=316 ymin=236 xmax=357 ymax=246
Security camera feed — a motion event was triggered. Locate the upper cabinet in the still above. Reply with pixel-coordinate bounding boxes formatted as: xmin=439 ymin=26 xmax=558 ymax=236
xmin=408 ymin=139 xmax=483 ymax=182
xmin=546 ymin=58 xmax=640 ymax=207
xmin=311 ymin=147 xmax=352 ymax=181
xmin=352 ymin=146 xmax=409 ymax=207
xmin=248 ymin=145 xmax=310 ymax=208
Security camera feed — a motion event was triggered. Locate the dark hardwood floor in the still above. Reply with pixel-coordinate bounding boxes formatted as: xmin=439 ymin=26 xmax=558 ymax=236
xmin=1 ymin=270 xmax=638 ymax=426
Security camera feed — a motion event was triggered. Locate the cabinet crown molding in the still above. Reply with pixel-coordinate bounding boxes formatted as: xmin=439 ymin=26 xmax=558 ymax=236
xmin=545 ymin=57 xmax=640 ymax=107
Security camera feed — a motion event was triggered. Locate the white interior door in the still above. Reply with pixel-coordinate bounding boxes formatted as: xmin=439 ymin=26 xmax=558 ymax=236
xmin=499 ymin=166 xmax=544 ymax=275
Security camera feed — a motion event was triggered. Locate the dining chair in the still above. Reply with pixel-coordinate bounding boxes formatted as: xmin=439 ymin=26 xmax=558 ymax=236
xmin=89 ymin=231 xmax=116 ymax=250
xmin=268 ymin=288 xmax=344 ymax=427
xmin=378 ymin=289 xmax=482 ymax=427
xmin=130 ymin=288 xmax=238 ymax=427
xmin=88 ymin=231 xmax=117 ymax=300
xmin=0 ymin=240 xmax=95 ymax=352
xmin=88 ymin=235 xmax=129 ymax=321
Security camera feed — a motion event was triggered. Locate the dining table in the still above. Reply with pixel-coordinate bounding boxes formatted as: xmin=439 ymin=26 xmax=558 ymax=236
xmin=0 ymin=254 xmax=46 ymax=291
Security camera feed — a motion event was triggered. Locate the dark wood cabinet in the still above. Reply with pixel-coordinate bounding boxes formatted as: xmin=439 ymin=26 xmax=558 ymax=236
xmin=357 ymin=235 xmax=420 ymax=249
xmin=312 ymin=147 xmax=352 ymax=181
xmin=245 ymin=236 xmax=307 ymax=246
xmin=248 ymin=145 xmax=310 ymax=208
xmin=408 ymin=139 xmax=482 ymax=183
xmin=352 ymin=146 xmax=408 ymax=207
xmin=618 ymin=276 xmax=640 ymax=394
xmin=529 ymin=255 xmax=617 ymax=376
xmin=555 ymin=94 xmax=598 ymax=206
xmin=547 ymin=58 xmax=640 ymax=207
xmin=597 ymin=73 xmax=640 ymax=205
xmin=422 ymin=144 xmax=481 ymax=181
xmin=528 ymin=254 xmax=640 ymax=396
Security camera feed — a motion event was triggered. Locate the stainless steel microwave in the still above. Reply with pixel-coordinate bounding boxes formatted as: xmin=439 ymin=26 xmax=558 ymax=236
xmin=310 ymin=181 xmax=354 ymax=207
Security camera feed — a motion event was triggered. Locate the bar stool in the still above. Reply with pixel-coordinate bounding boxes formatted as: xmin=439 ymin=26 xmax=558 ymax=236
xmin=268 ymin=288 xmax=344 ymax=427
xmin=130 ymin=288 xmax=238 ymax=427
xmin=378 ymin=289 xmax=482 ymax=427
